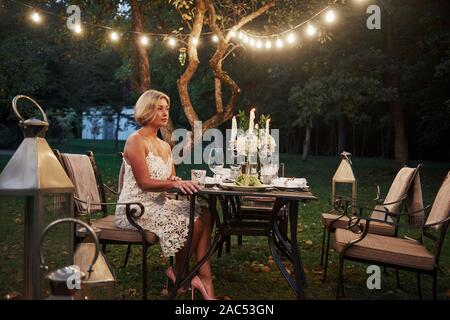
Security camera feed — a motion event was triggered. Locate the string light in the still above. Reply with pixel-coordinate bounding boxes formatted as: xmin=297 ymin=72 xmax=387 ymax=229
xmin=325 ymin=10 xmax=336 ymax=23
xmin=276 ymin=39 xmax=284 ymax=48
xmin=287 ymin=33 xmax=296 ymax=44
xmin=73 ymin=24 xmax=82 ymax=34
xmin=168 ymin=37 xmax=177 ymax=47
xmin=30 ymin=11 xmax=41 ymax=23
xmin=110 ymin=31 xmax=119 ymax=41
xmin=140 ymin=35 xmax=149 ymax=46
xmin=306 ymin=24 xmax=317 ymax=37
xmin=16 ymin=1 xmax=343 ymax=54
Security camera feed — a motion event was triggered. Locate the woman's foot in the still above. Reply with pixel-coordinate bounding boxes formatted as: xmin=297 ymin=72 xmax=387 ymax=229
xmin=166 ymin=266 xmax=188 ymax=294
xmin=191 ymin=276 xmax=216 ymax=300
xmin=197 ymin=275 xmax=215 ymax=300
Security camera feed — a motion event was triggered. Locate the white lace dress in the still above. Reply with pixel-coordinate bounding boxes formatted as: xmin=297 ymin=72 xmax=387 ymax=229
xmin=115 ymin=151 xmax=202 ymax=257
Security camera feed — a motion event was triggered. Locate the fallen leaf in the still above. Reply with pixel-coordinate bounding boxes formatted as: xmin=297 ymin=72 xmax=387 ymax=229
xmin=304 ymin=240 xmax=313 ymax=248
xmin=14 ymin=218 xmax=22 ymax=225
xmin=261 ymin=266 xmax=271 ymax=273
xmin=4 ymin=291 xmax=21 ymax=300
xmin=161 ymin=288 xmax=169 ymax=296
xmin=251 ymin=265 xmax=261 ymax=273
xmin=128 ymin=288 xmax=137 ymax=297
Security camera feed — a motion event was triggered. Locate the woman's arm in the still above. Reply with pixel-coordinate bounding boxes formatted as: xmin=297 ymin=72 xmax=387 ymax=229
xmin=124 ymin=134 xmax=199 ymax=194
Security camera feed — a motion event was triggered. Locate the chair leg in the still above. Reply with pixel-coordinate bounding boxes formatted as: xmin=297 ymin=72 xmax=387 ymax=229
xmin=336 ymin=255 xmax=345 ymax=299
xmin=432 ymin=273 xmax=437 ymax=300
xmin=396 ymin=269 xmax=401 ymax=289
xmin=217 ymin=238 xmax=224 ymax=258
xmin=142 ymin=244 xmax=148 ymax=300
xmin=320 ymin=227 xmax=326 ymax=266
xmin=417 ymin=273 xmax=422 ymax=300
xmin=123 ymin=244 xmax=132 ymax=268
xmin=322 ymin=230 xmax=331 ymax=282
xmin=225 ymin=235 xmax=231 ymax=253
xmin=238 ymin=235 xmax=243 ymax=246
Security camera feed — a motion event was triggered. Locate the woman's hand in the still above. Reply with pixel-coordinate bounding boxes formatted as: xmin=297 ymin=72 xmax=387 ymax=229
xmin=169 ymin=176 xmax=182 ymax=181
xmin=172 ymin=180 xmax=201 ymax=195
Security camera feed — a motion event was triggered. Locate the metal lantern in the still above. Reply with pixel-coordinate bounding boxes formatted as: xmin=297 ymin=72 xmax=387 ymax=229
xmin=0 ymin=95 xmax=75 ymax=299
xmin=39 ymin=218 xmax=100 ymax=300
xmin=332 ymin=151 xmax=357 ymax=212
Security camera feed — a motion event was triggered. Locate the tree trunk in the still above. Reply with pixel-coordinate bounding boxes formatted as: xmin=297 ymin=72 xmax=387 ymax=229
xmin=385 ymin=9 xmax=409 ymax=168
xmin=130 ymin=0 xmax=151 ymax=94
xmin=302 ymin=120 xmax=312 ymax=161
xmin=315 ymin=126 xmax=319 ymax=155
xmin=338 ymin=113 xmax=346 ymax=153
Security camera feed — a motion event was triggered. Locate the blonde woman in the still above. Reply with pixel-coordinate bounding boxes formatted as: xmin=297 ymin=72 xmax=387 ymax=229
xmin=115 ymin=89 xmax=215 ymax=300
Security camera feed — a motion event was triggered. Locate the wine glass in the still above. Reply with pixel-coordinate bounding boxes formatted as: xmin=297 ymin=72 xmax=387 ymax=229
xmin=208 ymin=148 xmax=224 ymax=187
xmin=229 ymin=152 xmax=242 ymax=181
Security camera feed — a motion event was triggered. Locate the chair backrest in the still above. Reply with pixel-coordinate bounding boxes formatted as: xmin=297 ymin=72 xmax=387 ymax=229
xmin=379 ymin=166 xmax=418 ymax=215
xmin=425 ymin=171 xmax=450 ymax=228
xmin=60 ymin=152 xmax=103 ymax=213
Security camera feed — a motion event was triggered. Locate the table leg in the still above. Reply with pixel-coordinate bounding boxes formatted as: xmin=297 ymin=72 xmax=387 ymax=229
xmin=288 ymin=200 xmax=307 ymax=299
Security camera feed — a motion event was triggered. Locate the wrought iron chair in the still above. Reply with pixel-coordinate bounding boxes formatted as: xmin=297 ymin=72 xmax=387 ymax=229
xmin=216 ymin=164 xmax=288 ymax=257
xmin=53 ymin=149 xmax=158 ymax=300
xmin=333 ymin=171 xmax=450 ymax=300
xmin=320 ymin=165 xmax=422 ymax=281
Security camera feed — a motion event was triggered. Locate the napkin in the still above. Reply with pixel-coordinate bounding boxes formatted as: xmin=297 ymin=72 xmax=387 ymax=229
xmin=271 ymin=178 xmax=308 ymax=189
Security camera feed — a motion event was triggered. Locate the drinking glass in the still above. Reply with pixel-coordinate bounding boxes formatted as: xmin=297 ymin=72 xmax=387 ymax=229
xmin=191 ymin=169 xmax=206 ymax=187
xmin=208 ymin=148 xmax=224 ymax=187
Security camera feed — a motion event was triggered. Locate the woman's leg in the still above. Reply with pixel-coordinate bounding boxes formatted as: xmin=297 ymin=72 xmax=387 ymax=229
xmin=194 ymin=208 xmax=215 ymax=298
xmin=174 ymin=217 xmax=204 ymax=274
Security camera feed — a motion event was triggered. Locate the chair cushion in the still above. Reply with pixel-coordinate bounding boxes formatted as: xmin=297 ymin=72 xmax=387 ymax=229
xmin=77 ymin=215 xmax=158 ymax=244
xmin=334 ymin=229 xmax=435 ymax=271
xmin=321 ymin=212 xmax=396 ymax=236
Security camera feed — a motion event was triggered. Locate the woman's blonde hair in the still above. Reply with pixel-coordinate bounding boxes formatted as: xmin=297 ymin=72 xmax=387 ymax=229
xmin=134 ymin=89 xmax=170 ymax=126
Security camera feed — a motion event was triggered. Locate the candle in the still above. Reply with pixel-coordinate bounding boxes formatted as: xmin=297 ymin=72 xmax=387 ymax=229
xmin=265 ymin=118 xmax=270 ymax=146
xmin=249 ymin=108 xmax=255 ymax=134
xmin=231 ymin=116 xmax=237 ymax=147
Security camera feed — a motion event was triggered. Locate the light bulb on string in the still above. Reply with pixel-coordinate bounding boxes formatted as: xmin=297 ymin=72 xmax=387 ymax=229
xmin=30 ymin=11 xmax=41 ymax=24
xmin=306 ymin=24 xmax=317 ymax=37
xmin=243 ymin=35 xmax=249 ymax=43
xmin=230 ymin=31 xmax=236 ymax=38
xmin=249 ymin=38 xmax=255 ymax=47
xmin=168 ymin=37 xmax=177 ymax=47
xmin=287 ymin=33 xmax=296 ymax=44
xmin=110 ymin=31 xmax=119 ymax=42
xmin=325 ymin=10 xmax=336 ymax=23
xmin=192 ymin=37 xmax=199 ymax=46
xmin=212 ymin=35 xmax=219 ymax=42
xmin=265 ymin=41 xmax=272 ymax=49
xmin=238 ymin=32 xmax=244 ymax=39
xmin=140 ymin=35 xmax=149 ymax=46
xmin=276 ymin=39 xmax=284 ymax=48
xmin=256 ymin=40 xmax=263 ymax=49
xmin=74 ymin=24 xmax=83 ymax=35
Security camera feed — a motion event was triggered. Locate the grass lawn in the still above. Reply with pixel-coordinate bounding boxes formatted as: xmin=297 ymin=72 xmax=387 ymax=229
xmin=0 ymin=139 xmax=449 ymax=300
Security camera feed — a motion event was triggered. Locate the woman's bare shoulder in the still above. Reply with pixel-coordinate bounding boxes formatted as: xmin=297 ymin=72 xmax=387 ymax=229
xmin=125 ymin=132 xmax=146 ymax=152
